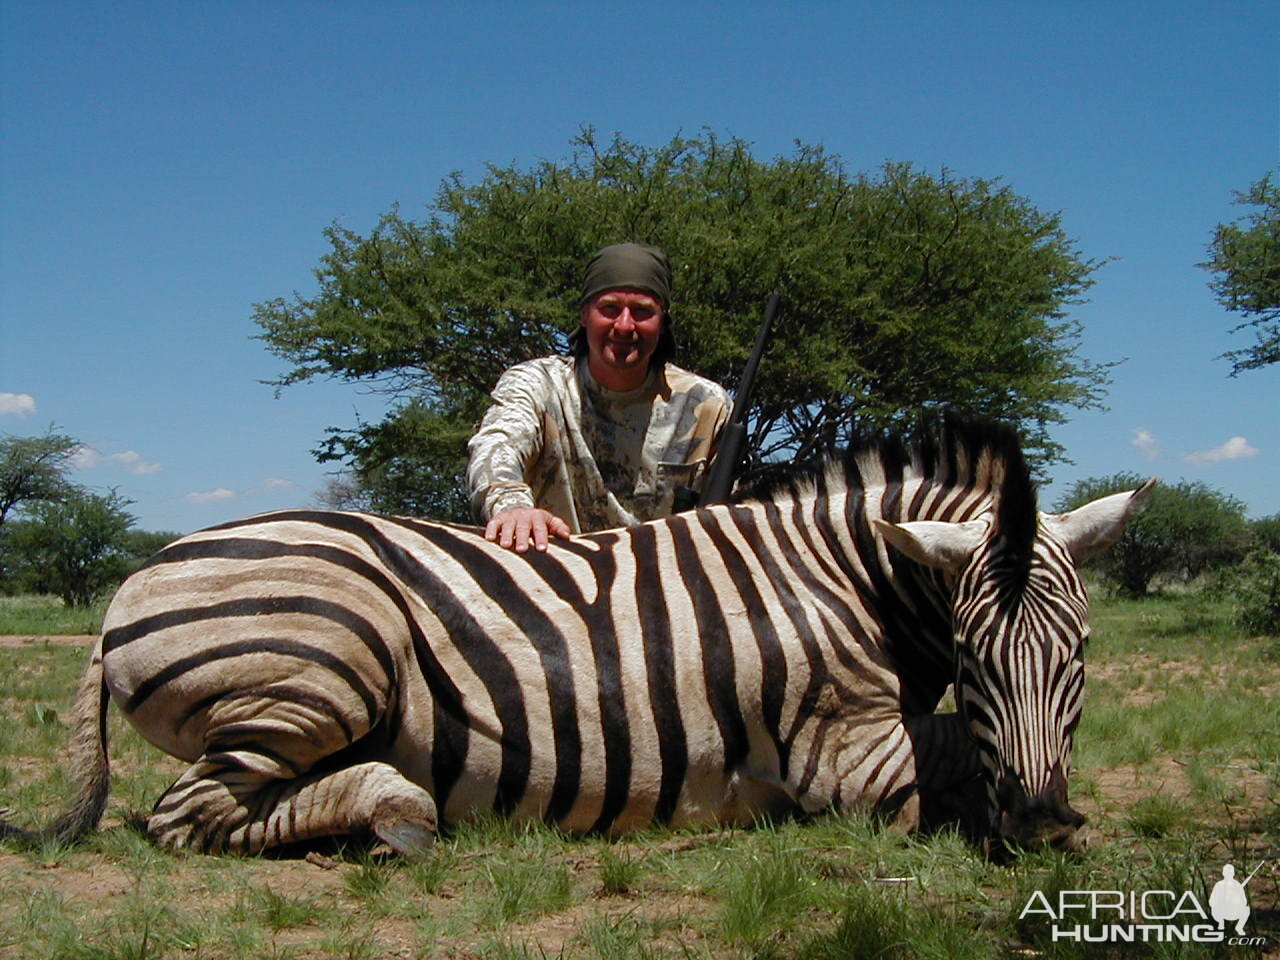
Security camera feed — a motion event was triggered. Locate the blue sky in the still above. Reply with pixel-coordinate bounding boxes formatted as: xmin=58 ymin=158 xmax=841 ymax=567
xmin=2 ymin=0 xmax=1277 ymax=534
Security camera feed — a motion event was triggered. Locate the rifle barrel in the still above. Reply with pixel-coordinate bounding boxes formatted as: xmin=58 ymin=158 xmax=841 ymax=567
xmin=700 ymin=292 xmax=781 ymax=504
xmin=727 ymin=291 xmax=781 ymax=424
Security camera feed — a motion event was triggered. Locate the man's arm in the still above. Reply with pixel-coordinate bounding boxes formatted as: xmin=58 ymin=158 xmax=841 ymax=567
xmin=467 ymin=361 xmax=573 ymax=552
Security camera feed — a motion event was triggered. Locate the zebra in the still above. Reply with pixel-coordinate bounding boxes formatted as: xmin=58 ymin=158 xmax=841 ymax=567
xmin=3 ymin=417 xmax=1150 ymax=856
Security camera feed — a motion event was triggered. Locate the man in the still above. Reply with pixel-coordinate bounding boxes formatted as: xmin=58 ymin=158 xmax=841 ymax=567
xmin=467 ymin=242 xmax=731 ymax=552
xmin=1209 ymin=864 xmax=1251 ymax=936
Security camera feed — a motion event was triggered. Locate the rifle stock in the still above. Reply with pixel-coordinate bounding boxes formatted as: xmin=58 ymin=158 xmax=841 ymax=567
xmin=699 ymin=292 xmax=780 ymax=504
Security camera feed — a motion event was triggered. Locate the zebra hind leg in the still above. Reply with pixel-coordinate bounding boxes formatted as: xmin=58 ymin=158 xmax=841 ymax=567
xmin=147 ymin=756 xmax=438 ymax=857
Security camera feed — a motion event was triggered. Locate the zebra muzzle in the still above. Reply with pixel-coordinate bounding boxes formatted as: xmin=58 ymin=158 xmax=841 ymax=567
xmin=995 ymin=766 xmax=1086 ymax=852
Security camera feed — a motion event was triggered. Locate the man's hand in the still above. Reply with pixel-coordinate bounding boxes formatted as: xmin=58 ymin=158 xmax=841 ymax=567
xmin=485 ymin=507 xmax=572 ymax=553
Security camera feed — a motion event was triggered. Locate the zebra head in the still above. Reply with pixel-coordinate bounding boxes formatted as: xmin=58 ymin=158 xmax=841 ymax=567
xmin=876 ymin=478 xmax=1153 ymax=852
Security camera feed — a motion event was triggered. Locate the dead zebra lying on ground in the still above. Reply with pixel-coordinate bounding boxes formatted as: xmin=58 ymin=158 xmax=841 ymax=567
xmin=2 ymin=417 xmax=1149 ymax=856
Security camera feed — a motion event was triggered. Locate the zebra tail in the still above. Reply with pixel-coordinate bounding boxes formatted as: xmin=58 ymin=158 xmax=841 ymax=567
xmin=2 ymin=642 xmax=112 ymax=846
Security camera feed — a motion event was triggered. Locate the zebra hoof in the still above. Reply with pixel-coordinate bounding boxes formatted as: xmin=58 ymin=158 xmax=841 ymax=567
xmin=373 ymin=818 xmax=437 ymax=858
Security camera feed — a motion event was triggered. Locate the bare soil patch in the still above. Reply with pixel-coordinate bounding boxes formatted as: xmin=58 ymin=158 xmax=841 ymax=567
xmin=0 ymin=634 xmax=96 ymax=648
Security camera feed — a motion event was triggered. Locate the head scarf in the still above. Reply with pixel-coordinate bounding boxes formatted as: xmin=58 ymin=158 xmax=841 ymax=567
xmin=579 ymin=242 xmax=673 ymax=307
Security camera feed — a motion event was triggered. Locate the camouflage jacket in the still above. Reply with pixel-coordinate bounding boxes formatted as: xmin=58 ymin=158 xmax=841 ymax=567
xmin=467 ymin=356 xmax=731 ymax=533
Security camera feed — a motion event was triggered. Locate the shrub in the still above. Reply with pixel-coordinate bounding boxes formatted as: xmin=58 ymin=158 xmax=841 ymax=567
xmin=1055 ymin=473 xmax=1249 ymax=597
xmin=1249 ymin=513 xmax=1280 ymax=553
xmin=1228 ymin=548 xmax=1280 ymax=635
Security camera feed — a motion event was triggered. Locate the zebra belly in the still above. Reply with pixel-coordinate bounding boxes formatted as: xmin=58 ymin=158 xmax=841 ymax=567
xmin=383 ymin=649 xmax=793 ymax=834
xmin=414 ymin=737 xmax=791 ymax=833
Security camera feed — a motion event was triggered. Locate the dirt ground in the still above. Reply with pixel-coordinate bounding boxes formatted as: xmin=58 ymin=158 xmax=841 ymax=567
xmin=0 ymin=634 xmax=97 ymax=647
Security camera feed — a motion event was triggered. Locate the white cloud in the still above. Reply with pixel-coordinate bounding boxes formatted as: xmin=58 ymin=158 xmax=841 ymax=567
xmin=68 ymin=445 xmax=101 ymax=469
xmin=0 ymin=392 xmax=36 ymax=417
xmin=70 ymin=445 xmax=162 ymax=475
xmin=1131 ymin=429 xmax=1161 ymax=461
xmin=184 ymin=478 xmax=293 ymax=508
xmin=108 ymin=450 xmax=163 ymax=475
xmin=185 ymin=487 xmax=238 ymax=504
xmin=1184 ymin=436 xmax=1259 ymax=465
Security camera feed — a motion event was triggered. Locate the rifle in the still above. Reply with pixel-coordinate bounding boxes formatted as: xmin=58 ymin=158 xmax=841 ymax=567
xmin=698 ymin=291 xmax=781 ymax=504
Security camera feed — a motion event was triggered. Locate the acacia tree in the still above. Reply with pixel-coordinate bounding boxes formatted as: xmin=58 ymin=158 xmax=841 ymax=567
xmin=255 ymin=129 xmax=1110 ymax=521
xmin=1204 ymin=173 xmax=1280 ymax=375
xmin=6 ymin=488 xmax=137 ymax=606
xmin=0 ymin=427 xmax=79 ymax=526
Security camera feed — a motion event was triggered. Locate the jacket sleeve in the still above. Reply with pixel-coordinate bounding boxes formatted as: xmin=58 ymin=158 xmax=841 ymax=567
xmin=466 ymin=363 xmax=550 ymax=521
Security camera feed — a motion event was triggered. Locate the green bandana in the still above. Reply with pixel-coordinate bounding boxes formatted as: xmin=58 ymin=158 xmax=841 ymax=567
xmin=579 ymin=242 xmax=673 ymax=307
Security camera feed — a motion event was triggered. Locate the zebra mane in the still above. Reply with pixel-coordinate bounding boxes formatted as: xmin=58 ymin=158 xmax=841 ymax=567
xmin=733 ymin=413 xmax=1039 ymax=563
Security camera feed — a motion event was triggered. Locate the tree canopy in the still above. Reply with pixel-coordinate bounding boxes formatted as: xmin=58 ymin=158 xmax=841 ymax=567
xmin=0 ymin=427 xmax=79 ymax=526
xmin=6 ymin=488 xmax=138 ymax=607
xmin=255 ymin=129 xmax=1111 ymax=521
xmin=1203 ymin=173 xmax=1280 ymax=375
xmin=1 ymin=429 xmax=179 ymax=605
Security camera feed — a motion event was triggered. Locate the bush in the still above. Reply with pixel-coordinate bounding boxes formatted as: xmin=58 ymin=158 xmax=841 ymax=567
xmin=1249 ymin=513 xmax=1280 ymax=553
xmin=1055 ymin=473 xmax=1249 ymax=597
xmin=1228 ymin=548 xmax=1280 ymax=636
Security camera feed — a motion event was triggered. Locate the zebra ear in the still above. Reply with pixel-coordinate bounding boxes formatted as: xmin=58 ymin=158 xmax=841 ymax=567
xmin=1044 ymin=479 xmax=1157 ymax=563
xmin=873 ymin=518 xmax=988 ymax=573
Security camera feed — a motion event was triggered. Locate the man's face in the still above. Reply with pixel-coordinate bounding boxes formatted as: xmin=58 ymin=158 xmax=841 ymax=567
xmin=580 ymin=289 xmax=665 ymax=386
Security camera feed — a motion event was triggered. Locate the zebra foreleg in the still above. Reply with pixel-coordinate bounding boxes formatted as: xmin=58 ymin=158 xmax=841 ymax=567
xmin=817 ymin=715 xmax=926 ymax=831
xmin=903 ymin=713 xmax=987 ymax=837
xmin=146 ymin=758 xmax=438 ymax=857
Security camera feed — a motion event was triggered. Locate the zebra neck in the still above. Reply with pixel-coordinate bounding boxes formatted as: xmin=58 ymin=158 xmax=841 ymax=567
xmin=785 ymin=485 xmax=961 ymax=716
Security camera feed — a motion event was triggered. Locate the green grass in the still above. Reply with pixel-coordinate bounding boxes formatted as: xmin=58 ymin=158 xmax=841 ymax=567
xmin=0 ymin=590 xmax=1276 ymax=958
xmin=1123 ymin=793 xmax=1194 ymax=839
xmin=716 ymin=829 xmax=821 ymax=946
xmin=577 ymin=915 xmax=664 ymax=960
xmin=595 ymin=845 xmax=645 ymax=895
xmin=476 ymin=845 xmax=577 ymax=926
xmin=0 ymin=594 xmax=108 ymax=635
xmin=229 ymin=883 xmax=329 ymax=932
